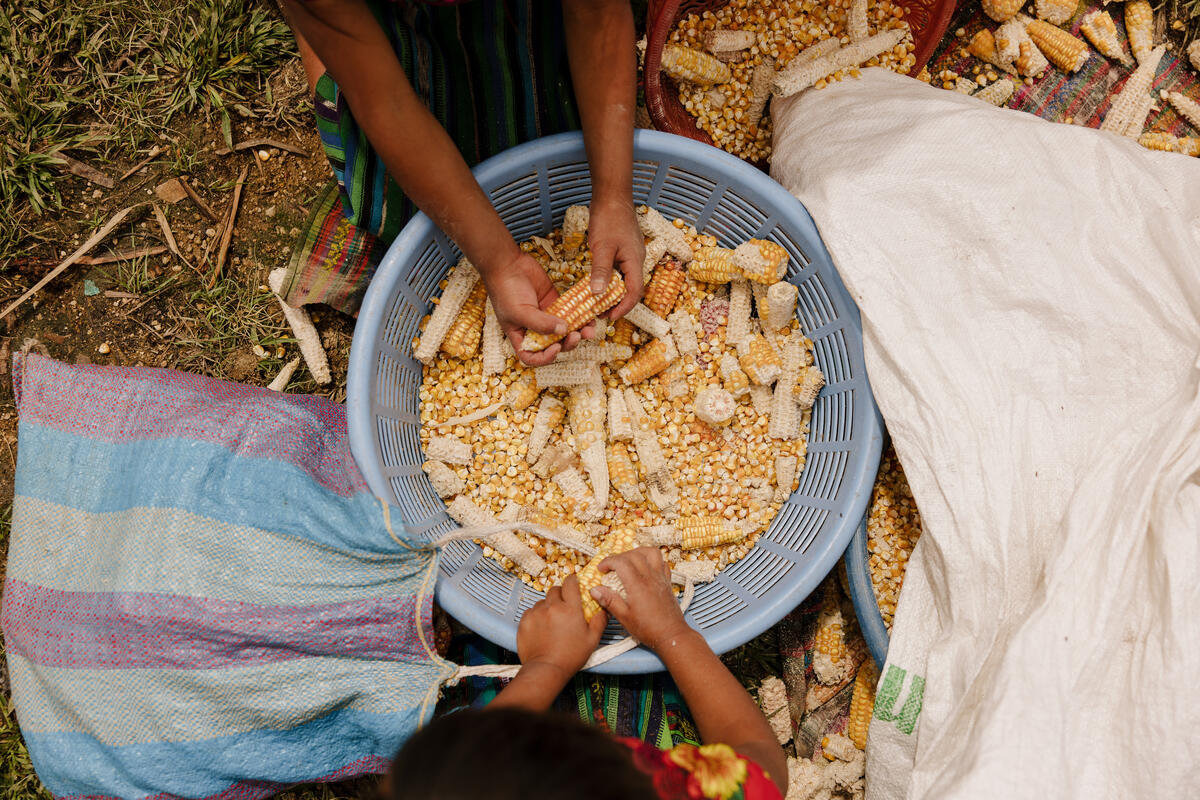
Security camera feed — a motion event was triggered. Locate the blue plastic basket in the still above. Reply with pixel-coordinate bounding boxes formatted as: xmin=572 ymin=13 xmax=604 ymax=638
xmin=347 ymin=130 xmax=883 ymax=673
xmin=844 ymin=512 xmax=889 ymax=669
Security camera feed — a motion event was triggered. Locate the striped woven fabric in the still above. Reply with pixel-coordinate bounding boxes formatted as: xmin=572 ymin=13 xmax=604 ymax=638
xmin=2 ymin=355 xmax=454 ymax=800
xmin=280 ymin=0 xmax=580 ymax=314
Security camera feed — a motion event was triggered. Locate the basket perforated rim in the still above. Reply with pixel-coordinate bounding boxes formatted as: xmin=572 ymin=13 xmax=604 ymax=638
xmin=348 ymin=130 xmax=883 ymax=673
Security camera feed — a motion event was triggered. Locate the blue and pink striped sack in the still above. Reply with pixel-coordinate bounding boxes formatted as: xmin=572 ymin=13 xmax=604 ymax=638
xmin=2 ymin=354 xmax=454 ymax=799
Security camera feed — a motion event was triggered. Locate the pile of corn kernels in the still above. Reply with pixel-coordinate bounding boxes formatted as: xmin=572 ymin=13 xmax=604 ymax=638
xmin=418 ymin=223 xmax=815 ymax=593
xmin=667 ymin=0 xmax=917 ymax=161
xmin=865 ymin=444 xmax=923 ymax=628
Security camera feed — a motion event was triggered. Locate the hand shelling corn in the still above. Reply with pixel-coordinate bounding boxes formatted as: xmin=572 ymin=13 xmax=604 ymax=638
xmin=415 ymin=205 xmax=823 ymax=594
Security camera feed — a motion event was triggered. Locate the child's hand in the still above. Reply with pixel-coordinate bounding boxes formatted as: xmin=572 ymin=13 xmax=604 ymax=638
xmin=589 ymin=547 xmax=691 ymax=653
xmin=516 ymin=574 xmax=608 ymax=681
xmin=586 ymin=197 xmax=644 ymax=319
xmin=484 ymin=251 xmax=592 ymax=366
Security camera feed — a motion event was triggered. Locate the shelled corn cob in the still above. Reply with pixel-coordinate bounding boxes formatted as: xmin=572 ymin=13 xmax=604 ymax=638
xmin=417 ymin=210 xmax=820 ymax=592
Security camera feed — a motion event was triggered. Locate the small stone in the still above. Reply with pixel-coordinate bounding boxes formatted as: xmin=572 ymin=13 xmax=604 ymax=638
xmin=205 ymin=227 xmax=217 ymax=238
xmin=264 ymin=205 xmax=276 ymax=218
xmin=154 ymin=178 xmax=188 ymax=204
xmin=257 ymin=149 xmax=270 ymax=161
xmin=98 ymin=342 xmax=111 ymax=354
xmin=91 ymin=189 xmax=102 ymax=199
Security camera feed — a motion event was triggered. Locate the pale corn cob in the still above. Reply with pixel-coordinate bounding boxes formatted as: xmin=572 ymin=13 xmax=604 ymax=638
xmin=441 ymin=280 xmax=488 ymax=358
xmin=848 ymin=0 xmax=869 ymax=42
xmin=553 ymin=465 xmax=594 ymax=513
xmin=1100 ymin=46 xmax=1164 ymax=137
xmin=637 ymin=207 xmax=693 ymax=262
xmin=556 ymin=341 xmax=633 ymax=364
xmin=993 ymin=21 xmax=1022 ymax=70
xmin=1079 ymin=10 xmax=1131 ymax=66
xmin=821 ymin=734 xmax=859 ymax=763
xmin=578 ymin=445 xmax=609 ymax=523
xmin=687 ymin=246 xmax=740 ymax=284
xmin=794 ymin=366 xmax=826 ymax=410
xmin=561 ymin=205 xmax=589 ymax=259
xmin=758 ymin=676 xmax=792 ymax=745
xmin=745 ymin=57 xmax=776 ymax=128
xmin=720 ymin=352 xmax=752 ymax=398
xmin=796 ymin=37 xmax=842 ymax=64
xmin=569 ymin=382 xmax=607 ymax=453
xmin=765 ymin=281 xmax=798 ymax=332
xmin=739 ymin=334 xmax=783 ymax=386
xmin=966 ymin=30 xmax=1019 ymax=76
xmin=445 ymin=496 xmax=546 ymax=576
xmin=974 ymin=78 xmax=1016 ymax=106
xmin=610 ymin=317 xmax=635 ymax=348
xmin=647 ymin=472 xmax=680 ymax=515
xmin=680 ymin=516 xmax=745 ymax=549
xmin=619 ymin=336 xmax=678 ymax=385
xmin=813 ymin=595 xmax=850 ymax=684
xmin=498 ymin=499 xmax=522 ymax=523
xmin=624 ymin=302 xmax=673 ymax=339
xmin=847 ymin=660 xmax=878 ymax=751
xmin=734 ymin=239 xmax=788 ymax=285
xmin=694 ymin=386 xmax=737 ymax=426
xmin=769 ymin=336 xmax=805 ymax=440
xmin=1138 ymin=132 xmax=1200 ymax=156
xmin=521 ymin=272 xmax=625 ymax=352
xmin=422 ymin=460 xmax=463 ymax=499
xmin=578 ymin=527 xmax=637 ymax=620
xmin=1164 ymin=91 xmax=1200 ymax=131
xmin=519 ymin=508 xmax=591 ymax=553
xmin=981 ymin=0 xmax=1022 ymax=22
xmin=506 ymin=373 xmax=540 ymax=411
xmin=1190 ymin=40 xmax=1200 ymax=73
xmin=954 ymin=77 xmax=979 ymax=94
xmin=774 ymin=455 xmax=797 ymax=503
xmin=1125 ymin=0 xmax=1154 ymax=66
xmin=527 ymin=395 xmax=565 ymax=463
xmin=727 ymin=278 xmax=752 ymax=347
xmin=661 ymin=43 xmax=733 ymax=87
xmin=531 ymin=442 xmax=575 ymax=479
xmin=414 ymin=258 xmax=479 ymax=364
xmin=644 ymin=259 xmax=686 ymax=317
xmin=1035 ymin=0 xmax=1077 ymax=25
xmin=1025 ymin=19 xmax=1090 ymax=73
xmin=608 ymin=441 xmax=644 ymax=503
xmin=704 ymin=28 xmax=756 ymax=60
xmin=672 ymin=559 xmax=718 ymax=584
xmin=642 ymin=237 xmax=669 ymax=276
xmin=481 ymin=300 xmax=506 ymax=375
xmin=623 ymin=389 xmax=667 ymax=476
xmin=749 ymin=384 xmax=773 ymax=415
xmin=773 ymin=29 xmax=906 ymax=97
xmin=1016 ymin=38 xmax=1051 ymax=77
xmin=534 ymin=360 xmax=603 ymax=388
xmin=668 ymin=309 xmax=700 ymax=356
xmin=426 ymin=434 xmax=472 ymax=465
xmin=635 ymin=524 xmax=679 ymax=547
xmin=607 ymin=387 xmax=633 ymax=441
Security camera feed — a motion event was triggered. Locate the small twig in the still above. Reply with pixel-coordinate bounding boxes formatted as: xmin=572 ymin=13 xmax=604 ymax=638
xmin=252 ymin=147 xmax=266 ymax=180
xmin=210 ymin=165 xmax=249 ymax=289
xmin=214 ymin=138 xmax=309 ymax=157
xmin=77 ymin=245 xmax=168 ymax=266
xmin=104 ymin=290 xmax=140 ymax=299
xmin=179 ymin=177 xmax=220 ymax=222
xmin=118 ymin=145 xmax=165 ymax=182
xmin=0 ymin=205 xmax=139 ymax=321
xmin=49 ymin=153 xmax=116 ymax=189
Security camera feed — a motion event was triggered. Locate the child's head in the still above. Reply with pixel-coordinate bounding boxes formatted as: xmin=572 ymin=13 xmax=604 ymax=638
xmin=389 ymin=708 xmax=657 ymax=800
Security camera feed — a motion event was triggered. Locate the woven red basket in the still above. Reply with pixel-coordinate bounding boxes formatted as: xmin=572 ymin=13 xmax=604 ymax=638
xmin=644 ymin=0 xmax=955 ymax=151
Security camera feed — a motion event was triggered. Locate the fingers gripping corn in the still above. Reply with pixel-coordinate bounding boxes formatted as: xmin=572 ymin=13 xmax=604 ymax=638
xmin=608 ymin=441 xmax=644 ymax=503
xmin=578 ymin=527 xmax=637 ymax=620
xmin=661 ymin=43 xmax=733 ymax=87
xmin=521 ymin=272 xmax=626 ymax=352
xmin=619 ymin=336 xmax=678 ymax=385
xmin=727 ymin=278 xmax=753 ymax=348
xmin=1025 ymin=19 xmax=1090 ymax=73
xmin=1164 ymin=91 xmax=1200 ymax=131
xmin=446 ymin=496 xmax=547 ymax=576
xmin=765 ymin=281 xmax=799 ymax=332
xmin=528 ymin=396 xmax=566 ymax=463
xmin=772 ymin=29 xmax=907 ymax=97
xmin=1124 ymin=0 xmax=1154 ymax=66
xmin=739 ymin=334 xmax=783 ymax=386
xmin=562 ymin=205 xmax=589 ymax=259
xmin=1100 ymin=46 xmax=1164 ymax=137
xmin=668 ymin=309 xmax=700 ymax=357
xmin=426 ymin=434 xmax=472 ymax=465
xmin=687 ymin=246 xmax=740 ymax=284
xmin=1035 ymin=0 xmax=1077 ymax=26
xmin=441 ymin=280 xmax=488 ymax=359
xmin=423 ymin=460 xmax=463 ymax=498
xmin=607 ymin=387 xmax=633 ymax=441
xmin=734 ymin=239 xmax=789 ymax=285
xmin=414 ymin=258 xmax=479 ymax=364
xmin=624 ymin=303 xmax=673 ymax=339
xmin=774 ymin=455 xmax=798 ymax=503
xmin=720 ymin=353 xmax=752 ymax=398
xmin=1079 ymin=10 xmax=1132 ymax=66
xmin=481 ymin=300 xmax=507 ymax=375
xmin=694 ymin=386 xmax=737 ymax=426
xmin=638 ymin=207 xmax=694 ymax=263
xmin=644 ymin=259 xmax=686 ymax=317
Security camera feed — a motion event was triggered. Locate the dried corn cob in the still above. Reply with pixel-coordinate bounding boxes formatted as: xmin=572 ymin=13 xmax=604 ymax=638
xmin=610 ymin=317 xmax=635 ymax=348
xmin=535 ymin=360 xmax=601 ymax=388
xmin=1164 ymin=91 xmax=1200 ymax=131
xmin=758 ymin=676 xmax=792 ymax=745
xmin=644 ymin=259 xmax=686 ymax=317
xmin=966 ymin=29 xmax=1018 ymax=76
xmin=446 ymin=496 xmax=546 ymax=576
xmin=506 ymin=373 xmax=540 ymax=411
xmin=954 ymin=77 xmax=979 ymax=95
xmin=694 ymin=386 xmax=736 ymax=426
xmin=727 ymin=278 xmax=752 ymax=347
xmin=765 ymin=281 xmax=798 ymax=332
xmin=821 ymin=733 xmax=859 ymax=763
xmin=745 ymin=57 xmax=776 ymax=128
xmin=623 ymin=389 xmax=668 ymax=476
xmin=794 ymin=366 xmax=826 ymax=410
xmin=720 ymin=352 xmax=751 ymax=398
xmin=687 ymin=246 xmax=740 ymax=284
xmin=553 ymin=465 xmax=594 ymax=514
xmin=673 ymin=559 xmax=718 ymax=584
xmin=519 ymin=507 xmax=592 ymax=553
xmin=667 ymin=309 xmax=700 ymax=356
xmin=578 ymin=527 xmax=637 ymax=620
xmin=637 ymin=207 xmax=693 ymax=262
xmin=423 ymin=460 xmax=463 ymax=498
xmin=642 ymin=237 xmax=669 ymax=276
xmin=607 ymin=387 xmax=633 ymax=441
xmin=481 ymin=300 xmax=507 ymax=375
xmin=1035 ymin=0 xmax=1077 ymax=25
xmin=1016 ymin=38 xmax=1051 ymax=77
xmin=624 ymin=302 xmax=673 ymax=339
xmin=773 ymin=29 xmax=907 ymax=97
xmin=635 ymin=524 xmax=680 ymax=547
xmin=796 ymin=37 xmax=842 ymax=64
xmin=441 ymin=280 xmax=487 ymax=358
xmin=734 ymin=239 xmax=788 ymax=285
xmin=993 ymin=21 xmax=1022 ymax=69
xmin=769 ymin=335 xmax=805 ymax=440
xmin=1125 ymin=0 xmax=1154 ymax=66
xmin=1079 ymin=10 xmax=1131 ymax=66
xmin=531 ymin=442 xmax=575 ymax=479
xmin=414 ymin=258 xmax=479 ymax=364
xmin=556 ymin=341 xmax=633 ymax=364
xmin=981 ymin=0 xmax=1022 ymax=22
xmin=974 ymin=78 xmax=1016 ymax=106
xmin=426 ymin=434 xmax=472 ymax=465
xmin=647 ymin=472 xmax=680 ymax=515
xmin=521 ymin=271 xmax=625 ymax=352
xmin=749 ymin=384 xmax=773 ymax=415
xmin=848 ymin=0 xmax=869 ymax=41
xmin=813 ymin=594 xmax=850 ymax=684
xmin=774 ymin=454 xmax=797 ymax=503
xmin=1100 ymin=46 xmax=1164 ymax=137
xmin=1025 ymin=19 xmax=1089 ymax=73
xmin=608 ymin=441 xmax=644 ymax=503
xmin=1138 ymin=132 xmax=1200 ymax=156
xmin=619 ymin=336 xmax=678 ymax=385
xmin=704 ymin=28 xmax=756 ymax=60
xmin=527 ymin=395 xmax=565 ymax=463
xmin=847 ymin=660 xmax=878 ymax=750
xmin=562 ymin=205 xmax=589 ymax=259
xmin=661 ymin=43 xmax=733 ymax=87
xmin=680 ymin=516 xmax=745 ymax=549
xmin=570 ymin=383 xmax=609 ymax=522
xmin=739 ymin=334 xmax=783 ymax=386
xmin=1190 ymin=40 xmax=1200 ymax=73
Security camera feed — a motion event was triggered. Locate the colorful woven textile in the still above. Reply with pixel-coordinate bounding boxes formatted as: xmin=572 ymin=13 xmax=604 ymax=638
xmin=1 ymin=355 xmax=454 ymax=800
xmin=281 ymin=0 xmax=580 ymax=314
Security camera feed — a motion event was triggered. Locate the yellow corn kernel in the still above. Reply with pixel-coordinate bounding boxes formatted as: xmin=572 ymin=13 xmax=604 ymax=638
xmin=848 ymin=660 xmax=879 ymax=750
xmin=561 ymin=205 xmax=589 ymax=259
xmin=679 ymin=516 xmax=744 ymax=549
xmin=1079 ymin=10 xmax=1131 ymax=66
xmin=1034 ymin=0 xmax=1077 ymax=25
xmin=1125 ymin=0 xmax=1154 ymax=66
xmin=687 ymin=246 xmax=740 ymax=284
xmin=441 ymin=280 xmax=488 ymax=359
xmin=734 ymin=239 xmax=789 ymax=285
xmin=1025 ymin=19 xmax=1089 ymax=73
xmin=981 ymin=0 xmax=1022 ymax=21
xmin=619 ymin=336 xmax=678 ymax=386
xmin=739 ymin=334 xmax=783 ymax=386
xmin=661 ymin=44 xmax=732 ymax=87
xmin=414 ymin=258 xmax=479 ymax=364
xmin=527 ymin=395 xmax=565 ymax=463
xmin=1138 ymin=132 xmax=1200 ymax=157
xmin=608 ymin=441 xmax=644 ymax=503
xmin=521 ymin=272 xmax=625 ymax=352
xmin=720 ymin=353 xmax=751 ymax=398
xmin=644 ymin=259 xmax=686 ymax=317
xmin=578 ymin=527 xmax=638 ymax=620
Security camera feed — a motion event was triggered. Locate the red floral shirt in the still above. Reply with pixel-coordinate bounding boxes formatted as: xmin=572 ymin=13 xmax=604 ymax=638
xmin=618 ymin=739 xmax=784 ymax=800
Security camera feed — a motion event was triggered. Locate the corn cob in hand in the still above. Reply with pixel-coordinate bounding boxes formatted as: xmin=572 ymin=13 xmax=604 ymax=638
xmin=521 ymin=272 xmax=625 ymax=352
xmin=578 ymin=528 xmax=637 ymax=621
